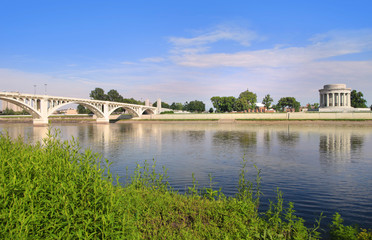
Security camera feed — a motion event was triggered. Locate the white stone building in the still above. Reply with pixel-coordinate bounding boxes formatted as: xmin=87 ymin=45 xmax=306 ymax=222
xmin=319 ymin=84 xmax=370 ymax=112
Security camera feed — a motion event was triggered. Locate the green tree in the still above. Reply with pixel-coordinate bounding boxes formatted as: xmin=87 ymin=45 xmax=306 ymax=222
xmin=170 ymin=102 xmax=184 ymax=111
xmin=152 ymin=101 xmax=171 ymax=109
xmin=262 ymin=94 xmax=273 ymax=110
xmin=77 ymin=104 xmax=92 ymax=114
xmin=2 ymin=108 xmax=15 ymax=115
xmin=211 ymin=96 xmax=236 ymax=112
xmin=233 ymin=98 xmax=248 ymax=112
xmin=90 ymin=88 xmax=107 ymax=101
xmin=184 ymin=100 xmax=205 ymax=112
xmin=277 ymin=97 xmax=301 ymax=112
xmin=106 ymin=89 xmax=124 ymax=102
xmin=351 ymin=90 xmax=368 ymax=108
xmin=209 ymin=107 xmax=214 ymax=113
xmin=238 ymin=89 xmax=257 ymax=110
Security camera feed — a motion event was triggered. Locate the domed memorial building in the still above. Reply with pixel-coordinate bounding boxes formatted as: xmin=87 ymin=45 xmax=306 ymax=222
xmin=319 ymin=84 xmax=353 ymax=112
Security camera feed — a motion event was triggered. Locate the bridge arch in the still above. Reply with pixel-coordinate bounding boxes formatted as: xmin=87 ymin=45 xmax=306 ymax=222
xmin=106 ymin=105 xmax=138 ymax=118
xmin=0 ymin=97 xmax=42 ymax=119
xmin=47 ymin=101 xmax=105 ymax=118
xmin=142 ymin=108 xmax=155 ymax=115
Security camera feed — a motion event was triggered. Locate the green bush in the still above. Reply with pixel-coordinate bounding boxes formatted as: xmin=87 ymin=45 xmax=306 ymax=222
xmin=330 ymin=213 xmax=372 ymax=240
xmin=3 ymin=129 xmax=357 ymax=239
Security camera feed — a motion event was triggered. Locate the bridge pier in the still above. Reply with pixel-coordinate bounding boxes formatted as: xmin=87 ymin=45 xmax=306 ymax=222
xmin=33 ymin=118 xmax=49 ymax=125
xmin=96 ymin=118 xmax=110 ymax=124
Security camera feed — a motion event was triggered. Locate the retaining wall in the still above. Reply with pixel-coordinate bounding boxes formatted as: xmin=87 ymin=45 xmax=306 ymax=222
xmin=141 ymin=112 xmax=372 ymax=120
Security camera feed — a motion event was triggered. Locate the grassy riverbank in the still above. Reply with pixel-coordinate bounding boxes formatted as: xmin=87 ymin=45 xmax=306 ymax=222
xmin=0 ymin=130 xmax=371 ymax=239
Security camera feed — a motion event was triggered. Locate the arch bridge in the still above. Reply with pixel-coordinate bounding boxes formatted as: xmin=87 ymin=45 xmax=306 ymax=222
xmin=0 ymin=92 xmax=160 ymax=125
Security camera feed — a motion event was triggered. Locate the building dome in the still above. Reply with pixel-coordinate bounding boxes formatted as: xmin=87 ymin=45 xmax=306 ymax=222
xmin=323 ymin=84 xmax=347 ymax=90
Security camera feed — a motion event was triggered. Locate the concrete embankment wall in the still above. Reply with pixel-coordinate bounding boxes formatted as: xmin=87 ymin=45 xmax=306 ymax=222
xmin=141 ymin=112 xmax=372 ymax=120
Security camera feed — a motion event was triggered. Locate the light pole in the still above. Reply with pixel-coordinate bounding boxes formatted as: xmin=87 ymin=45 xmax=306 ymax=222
xmin=44 ymin=84 xmax=47 ymax=95
xmin=33 ymin=85 xmax=37 ymax=95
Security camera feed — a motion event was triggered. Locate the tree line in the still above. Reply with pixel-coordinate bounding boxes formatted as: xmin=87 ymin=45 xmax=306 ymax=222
xmin=210 ymin=89 xmax=302 ymax=113
xmin=76 ymin=87 xmax=370 ymax=114
xmin=154 ymin=100 xmax=206 ymax=113
xmin=77 ymin=88 xmax=145 ymax=114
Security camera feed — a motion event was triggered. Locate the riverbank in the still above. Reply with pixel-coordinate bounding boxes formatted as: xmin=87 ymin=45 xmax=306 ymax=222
xmin=1 ymin=130 xmax=371 ymax=239
xmin=1 ymin=112 xmax=372 ymax=125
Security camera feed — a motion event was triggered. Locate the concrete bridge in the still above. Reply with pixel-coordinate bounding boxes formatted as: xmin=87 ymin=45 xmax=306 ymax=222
xmin=0 ymin=92 xmax=160 ymax=125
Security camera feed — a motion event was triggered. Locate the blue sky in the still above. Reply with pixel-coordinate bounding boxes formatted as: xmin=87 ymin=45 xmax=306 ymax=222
xmin=1 ymin=0 xmax=371 ymax=108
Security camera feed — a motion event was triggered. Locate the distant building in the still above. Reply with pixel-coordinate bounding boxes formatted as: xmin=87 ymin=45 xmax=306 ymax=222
xmin=54 ymin=108 xmax=78 ymax=115
xmin=0 ymin=100 xmax=23 ymax=112
xmin=319 ymin=84 xmax=370 ymax=112
xmin=319 ymin=84 xmax=352 ymax=111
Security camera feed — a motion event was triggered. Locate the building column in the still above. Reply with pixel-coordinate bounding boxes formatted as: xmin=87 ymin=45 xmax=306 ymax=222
xmin=343 ymin=93 xmax=346 ymax=107
xmin=326 ymin=93 xmax=329 ymax=107
xmin=348 ymin=93 xmax=351 ymax=107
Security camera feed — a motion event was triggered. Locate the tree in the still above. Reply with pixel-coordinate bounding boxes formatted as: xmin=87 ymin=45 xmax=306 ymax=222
xmin=77 ymin=104 xmax=89 ymax=114
xmin=262 ymin=94 xmax=273 ymax=110
xmin=184 ymin=100 xmax=205 ymax=112
xmin=152 ymin=101 xmax=171 ymax=109
xmin=233 ymin=98 xmax=248 ymax=112
xmin=106 ymin=89 xmax=124 ymax=102
xmin=238 ymin=89 xmax=257 ymax=111
xmin=90 ymin=88 xmax=107 ymax=100
xmin=170 ymin=102 xmax=184 ymax=111
xmin=351 ymin=90 xmax=368 ymax=108
xmin=211 ymin=96 xmax=236 ymax=112
xmin=209 ymin=107 xmax=214 ymax=113
xmin=276 ymin=97 xmax=301 ymax=112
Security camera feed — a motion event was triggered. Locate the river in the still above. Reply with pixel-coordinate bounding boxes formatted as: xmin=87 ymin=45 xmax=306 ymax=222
xmin=1 ymin=122 xmax=372 ymax=229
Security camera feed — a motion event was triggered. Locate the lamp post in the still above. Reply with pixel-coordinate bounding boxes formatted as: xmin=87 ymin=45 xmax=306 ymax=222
xmin=33 ymin=85 xmax=37 ymax=95
xmin=44 ymin=84 xmax=47 ymax=95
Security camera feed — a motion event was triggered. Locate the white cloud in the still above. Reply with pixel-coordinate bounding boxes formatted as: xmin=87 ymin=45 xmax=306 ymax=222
xmin=140 ymin=57 xmax=166 ymax=63
xmin=170 ymin=29 xmax=372 ymax=68
xmin=169 ymin=25 xmax=259 ymax=54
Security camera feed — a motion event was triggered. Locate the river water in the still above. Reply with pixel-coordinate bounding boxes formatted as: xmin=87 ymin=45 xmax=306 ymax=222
xmin=1 ymin=122 xmax=372 ymax=229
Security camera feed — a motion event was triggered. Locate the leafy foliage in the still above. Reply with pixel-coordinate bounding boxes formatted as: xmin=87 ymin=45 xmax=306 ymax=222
xmin=329 ymin=213 xmax=372 ymax=240
xmin=277 ymin=97 xmax=301 ymax=112
xmin=351 ymin=90 xmax=368 ymax=108
xmin=152 ymin=101 xmax=171 ymax=108
xmin=262 ymin=94 xmax=274 ymax=109
xmin=239 ymin=89 xmax=257 ymax=109
xmin=170 ymin=102 xmax=184 ymax=111
xmin=184 ymin=100 xmax=205 ymax=112
xmin=211 ymin=89 xmax=257 ymax=112
xmin=76 ymin=104 xmax=92 ymax=114
xmin=89 ymin=88 xmax=144 ymax=105
xmin=0 ymin=108 xmax=29 ymax=115
xmin=211 ymin=96 xmax=236 ymax=112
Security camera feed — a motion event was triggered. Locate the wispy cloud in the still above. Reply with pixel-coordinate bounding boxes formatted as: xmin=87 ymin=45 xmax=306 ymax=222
xmin=140 ymin=57 xmax=166 ymax=63
xmin=169 ymin=25 xmax=259 ymax=54
xmin=170 ymin=29 xmax=372 ymax=68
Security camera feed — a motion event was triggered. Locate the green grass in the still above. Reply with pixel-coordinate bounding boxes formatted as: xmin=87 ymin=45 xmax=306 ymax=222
xmin=0 ymin=115 xmax=32 ymax=118
xmin=1 ymin=129 xmax=370 ymax=239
